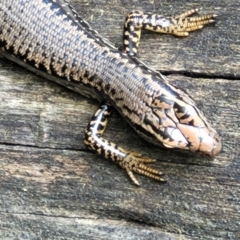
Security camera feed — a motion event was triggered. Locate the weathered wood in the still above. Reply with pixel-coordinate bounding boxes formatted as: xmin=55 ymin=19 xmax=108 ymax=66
xmin=0 ymin=0 xmax=239 ymax=239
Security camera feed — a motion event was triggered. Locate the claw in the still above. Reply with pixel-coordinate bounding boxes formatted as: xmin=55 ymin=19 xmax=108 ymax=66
xmin=171 ymin=9 xmax=217 ymax=37
xmin=120 ymin=152 xmax=165 ymax=185
xmin=176 ymin=8 xmax=199 ymax=19
xmin=126 ymin=168 xmax=140 ymax=186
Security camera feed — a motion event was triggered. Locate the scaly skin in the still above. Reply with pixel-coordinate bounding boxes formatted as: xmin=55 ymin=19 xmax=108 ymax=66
xmin=0 ymin=0 xmax=221 ymax=185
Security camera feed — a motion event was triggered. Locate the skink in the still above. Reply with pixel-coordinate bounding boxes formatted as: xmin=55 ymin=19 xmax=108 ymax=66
xmin=0 ymin=0 xmax=221 ymax=185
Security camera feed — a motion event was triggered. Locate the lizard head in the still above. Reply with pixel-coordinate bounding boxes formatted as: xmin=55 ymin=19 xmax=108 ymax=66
xmin=134 ymin=81 xmax=222 ymax=157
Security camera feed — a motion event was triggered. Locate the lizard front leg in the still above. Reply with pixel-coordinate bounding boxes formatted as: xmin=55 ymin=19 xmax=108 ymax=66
xmin=124 ymin=8 xmax=216 ymax=55
xmin=84 ymin=104 xmax=165 ymax=185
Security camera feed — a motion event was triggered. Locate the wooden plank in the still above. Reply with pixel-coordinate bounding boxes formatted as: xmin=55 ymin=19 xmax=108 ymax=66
xmin=0 ymin=0 xmax=239 ymax=239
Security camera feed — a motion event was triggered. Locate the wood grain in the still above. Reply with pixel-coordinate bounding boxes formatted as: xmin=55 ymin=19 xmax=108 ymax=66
xmin=0 ymin=0 xmax=239 ymax=239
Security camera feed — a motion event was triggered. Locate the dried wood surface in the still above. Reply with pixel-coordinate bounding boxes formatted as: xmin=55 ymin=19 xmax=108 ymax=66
xmin=0 ymin=0 xmax=239 ymax=239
